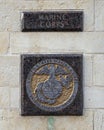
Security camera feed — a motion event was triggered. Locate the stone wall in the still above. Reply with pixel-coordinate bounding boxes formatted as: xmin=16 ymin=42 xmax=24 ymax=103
xmin=0 ymin=0 xmax=104 ymax=130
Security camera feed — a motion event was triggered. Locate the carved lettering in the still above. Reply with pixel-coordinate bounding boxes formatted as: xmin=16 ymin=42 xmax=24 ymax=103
xmin=22 ymin=12 xmax=83 ymax=31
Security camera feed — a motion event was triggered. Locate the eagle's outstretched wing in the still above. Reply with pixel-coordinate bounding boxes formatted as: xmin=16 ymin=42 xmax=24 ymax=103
xmin=35 ymin=65 xmax=50 ymax=75
xmin=36 ymin=64 xmax=69 ymax=75
xmin=55 ymin=66 xmax=68 ymax=75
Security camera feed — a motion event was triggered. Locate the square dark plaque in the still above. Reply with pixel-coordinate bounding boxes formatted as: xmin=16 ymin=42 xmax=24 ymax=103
xmin=21 ymin=54 xmax=83 ymax=116
xmin=21 ymin=11 xmax=83 ymax=32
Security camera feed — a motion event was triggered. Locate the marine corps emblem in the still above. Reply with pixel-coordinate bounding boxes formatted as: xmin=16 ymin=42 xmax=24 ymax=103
xmin=26 ymin=59 xmax=78 ymax=111
xmin=21 ymin=54 xmax=83 ymax=115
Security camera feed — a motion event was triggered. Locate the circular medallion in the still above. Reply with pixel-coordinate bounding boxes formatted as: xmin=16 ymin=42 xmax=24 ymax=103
xmin=26 ymin=59 xmax=78 ymax=112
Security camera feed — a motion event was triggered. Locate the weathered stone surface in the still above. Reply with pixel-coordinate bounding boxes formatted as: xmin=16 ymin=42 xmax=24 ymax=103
xmin=83 ymin=54 xmax=93 ymax=87
xmin=94 ymin=110 xmax=104 ymax=130
xmin=0 ymin=33 xmax=9 ymax=54
xmin=8 ymin=109 xmax=47 ymax=130
xmin=10 ymin=88 xmax=19 ymax=108
xmin=10 ymin=32 xmax=104 ymax=54
xmin=95 ymin=1 xmax=104 ymax=31
xmin=0 ymin=0 xmax=4 ymax=2
xmin=0 ymin=2 xmax=38 ymax=31
xmin=9 ymin=118 xmax=26 ymax=130
xmin=0 ymin=120 xmax=9 ymax=130
xmin=0 ymin=109 xmax=9 ymax=130
xmin=84 ymin=87 xmax=104 ymax=108
xmin=93 ymin=55 xmax=104 ymax=86
xmin=0 ymin=109 xmax=9 ymax=120
xmin=0 ymin=56 xmax=20 ymax=87
xmin=8 ymin=109 xmax=20 ymax=119
xmin=0 ymin=110 xmax=3 ymax=120
xmin=0 ymin=87 xmax=9 ymax=108
xmin=25 ymin=117 xmax=47 ymax=130
xmin=9 ymin=116 xmax=47 ymax=130
xmin=54 ymin=110 xmax=93 ymax=130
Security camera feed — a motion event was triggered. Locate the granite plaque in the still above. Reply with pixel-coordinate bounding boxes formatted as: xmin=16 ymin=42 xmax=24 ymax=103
xmin=21 ymin=12 xmax=83 ymax=32
xmin=21 ymin=54 xmax=83 ymax=116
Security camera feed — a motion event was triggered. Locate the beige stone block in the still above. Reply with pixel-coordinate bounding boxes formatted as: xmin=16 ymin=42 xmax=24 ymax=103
xmin=8 ymin=109 xmax=23 ymax=121
xmin=54 ymin=110 xmax=93 ymax=130
xmin=9 ymin=117 xmax=26 ymax=130
xmin=83 ymin=54 xmax=93 ymax=87
xmin=10 ymin=88 xmax=20 ymax=108
xmin=0 ymin=56 xmax=20 ymax=87
xmin=8 ymin=109 xmax=47 ymax=130
xmin=93 ymin=55 xmax=104 ymax=86
xmin=8 ymin=109 xmax=20 ymax=119
xmin=0 ymin=109 xmax=3 ymax=120
xmin=6 ymin=0 xmax=24 ymax=1
xmin=94 ymin=110 xmax=104 ymax=130
xmin=25 ymin=117 xmax=47 ymax=130
xmin=0 ymin=32 xmax=9 ymax=54
xmin=0 ymin=87 xmax=9 ymax=108
xmin=0 ymin=109 xmax=9 ymax=120
xmin=0 ymin=0 xmax=4 ymax=2
xmin=9 ymin=116 xmax=47 ymax=130
xmin=0 ymin=0 xmax=94 ymax=31
xmin=0 ymin=120 xmax=9 ymax=130
xmin=10 ymin=32 xmax=104 ymax=54
xmin=0 ymin=2 xmax=38 ymax=31
xmin=95 ymin=1 xmax=104 ymax=31
xmin=84 ymin=87 xmax=104 ymax=108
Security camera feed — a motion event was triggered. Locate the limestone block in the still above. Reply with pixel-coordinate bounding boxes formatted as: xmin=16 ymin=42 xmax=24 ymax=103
xmin=84 ymin=87 xmax=104 ymax=108
xmin=0 ymin=56 xmax=20 ymax=87
xmin=9 ymin=116 xmax=47 ymax=130
xmin=0 ymin=120 xmax=9 ymax=130
xmin=54 ymin=110 xmax=93 ymax=130
xmin=0 ymin=110 xmax=3 ymax=120
xmin=83 ymin=54 xmax=93 ymax=87
xmin=93 ymin=55 xmax=104 ymax=86
xmin=10 ymin=88 xmax=19 ymax=108
xmin=0 ymin=2 xmax=38 ymax=31
xmin=0 ymin=87 xmax=9 ymax=108
xmin=9 ymin=117 xmax=26 ymax=130
xmin=0 ymin=32 xmax=9 ymax=54
xmin=0 ymin=109 xmax=9 ymax=130
xmin=95 ymin=1 xmax=104 ymax=31
xmin=8 ymin=109 xmax=20 ymax=119
xmin=0 ymin=109 xmax=9 ymax=120
xmin=10 ymin=32 xmax=104 ymax=54
xmin=94 ymin=110 xmax=104 ymax=130
xmin=0 ymin=0 xmax=4 ymax=2
xmin=25 ymin=117 xmax=48 ymax=130
xmin=8 ymin=109 xmax=47 ymax=130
